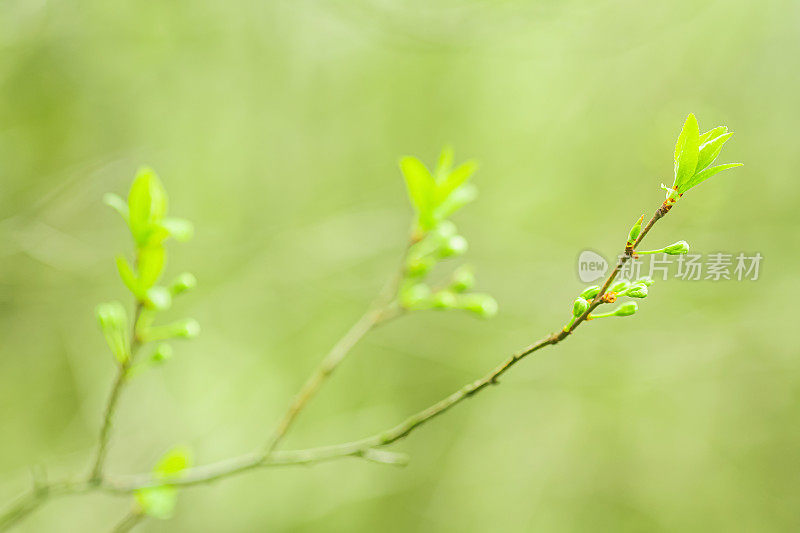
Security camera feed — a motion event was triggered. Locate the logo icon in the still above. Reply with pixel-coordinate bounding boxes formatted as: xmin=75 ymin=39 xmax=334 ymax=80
xmin=577 ymin=250 xmax=608 ymax=282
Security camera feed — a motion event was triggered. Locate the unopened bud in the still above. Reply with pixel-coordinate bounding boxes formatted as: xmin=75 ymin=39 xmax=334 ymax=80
xmin=627 ymin=214 xmax=645 ymax=246
xmin=626 ymin=285 xmax=648 ymax=298
xmin=406 ymin=256 xmax=435 ymax=277
xmin=439 ymin=235 xmax=468 ymax=258
xmin=459 ymin=293 xmax=498 ymax=318
xmin=432 ymin=220 xmax=457 ymax=239
xmin=450 ymin=265 xmax=475 ymax=292
xmin=151 ymin=343 xmax=173 ymax=364
xmin=170 ymin=272 xmax=197 ymax=296
xmin=663 ymin=240 xmax=689 ymax=255
xmin=572 ymin=297 xmax=589 ymax=317
xmin=145 ymin=286 xmax=172 ymax=311
xmin=610 ymin=280 xmax=630 ymax=293
xmin=580 ymin=285 xmax=601 ymax=299
xmin=635 ymin=276 xmax=654 ymax=286
xmin=175 ymin=318 xmax=200 ymax=339
xmin=432 ymin=291 xmax=458 ymax=309
xmin=614 ymin=302 xmax=638 ymax=316
xmin=399 ymin=283 xmax=432 ymax=309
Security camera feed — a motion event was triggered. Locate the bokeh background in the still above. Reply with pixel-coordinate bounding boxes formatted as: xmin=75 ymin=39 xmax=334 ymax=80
xmin=2 ymin=0 xmax=799 ymax=531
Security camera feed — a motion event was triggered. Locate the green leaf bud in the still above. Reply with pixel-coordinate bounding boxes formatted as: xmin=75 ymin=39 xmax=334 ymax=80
xmin=431 ymin=220 xmax=457 ymax=239
xmin=439 ymin=235 xmax=468 ymax=258
xmin=450 ymin=265 xmax=475 ymax=292
xmin=627 ymin=214 xmax=645 ymax=246
xmin=459 ymin=293 xmax=498 ymax=318
xmin=151 ymin=343 xmax=173 ymax=364
xmin=614 ymin=302 xmax=638 ymax=316
xmin=572 ymin=297 xmax=589 ymax=318
xmin=663 ymin=240 xmax=689 ymax=255
xmin=399 ymin=282 xmax=432 ymax=310
xmin=626 ymin=285 xmax=648 ymax=298
xmin=580 ymin=285 xmax=601 ymax=299
xmin=635 ymin=276 xmax=654 ymax=286
xmin=610 ymin=280 xmax=630 ymax=293
xmin=176 ymin=319 xmax=201 ymax=339
xmin=145 ymin=286 xmax=172 ymax=311
xmin=432 ymin=290 xmax=458 ymax=309
xmin=406 ymin=256 xmax=435 ymax=277
xmin=661 ymin=183 xmax=681 ymax=203
xmin=169 ymin=272 xmax=197 ymax=296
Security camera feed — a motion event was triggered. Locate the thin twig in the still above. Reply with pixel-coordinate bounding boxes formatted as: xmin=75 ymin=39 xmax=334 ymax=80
xmin=0 ymin=481 xmax=90 ymax=532
xmin=89 ymin=303 xmax=143 ymax=484
xmin=263 ymin=245 xmax=409 ymax=453
xmin=97 ymin=199 xmax=675 ymax=493
xmin=111 ymin=510 xmax=145 ymax=533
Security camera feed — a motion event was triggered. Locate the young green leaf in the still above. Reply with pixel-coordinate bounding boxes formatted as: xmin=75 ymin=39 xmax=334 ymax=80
xmin=697 ymin=132 xmax=734 ymax=172
xmin=435 ymin=160 xmax=478 ymax=205
xmin=580 ymin=285 xmax=601 ymax=299
xmin=673 ymin=114 xmax=700 ymax=192
xmin=115 ymin=256 xmax=142 ymax=297
xmin=434 ymin=145 xmax=454 ymax=182
xmin=434 ymin=183 xmax=477 ymax=221
xmin=160 ymin=218 xmax=194 ymax=242
xmin=128 ymin=167 xmax=168 ymax=246
xmin=399 ymin=156 xmax=435 ymax=230
xmin=137 ymin=246 xmax=166 ymax=290
xmin=698 ymin=126 xmax=727 ymax=145
xmin=627 ymin=214 xmax=645 ymax=246
xmin=103 ymin=193 xmax=129 ymax=222
xmin=681 ymin=163 xmax=743 ymax=192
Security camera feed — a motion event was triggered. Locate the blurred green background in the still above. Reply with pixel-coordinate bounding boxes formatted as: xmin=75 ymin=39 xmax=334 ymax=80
xmin=2 ymin=0 xmax=799 ymax=531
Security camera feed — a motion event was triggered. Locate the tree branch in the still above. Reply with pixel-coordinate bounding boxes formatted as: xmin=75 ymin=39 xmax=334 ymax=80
xmin=263 ymin=244 xmax=409 ymax=453
xmin=111 ymin=510 xmax=144 ymax=533
xmin=0 ymin=200 xmax=673 ymax=529
xmin=89 ymin=303 xmax=143 ymax=485
xmin=97 ymin=199 xmax=673 ymax=493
